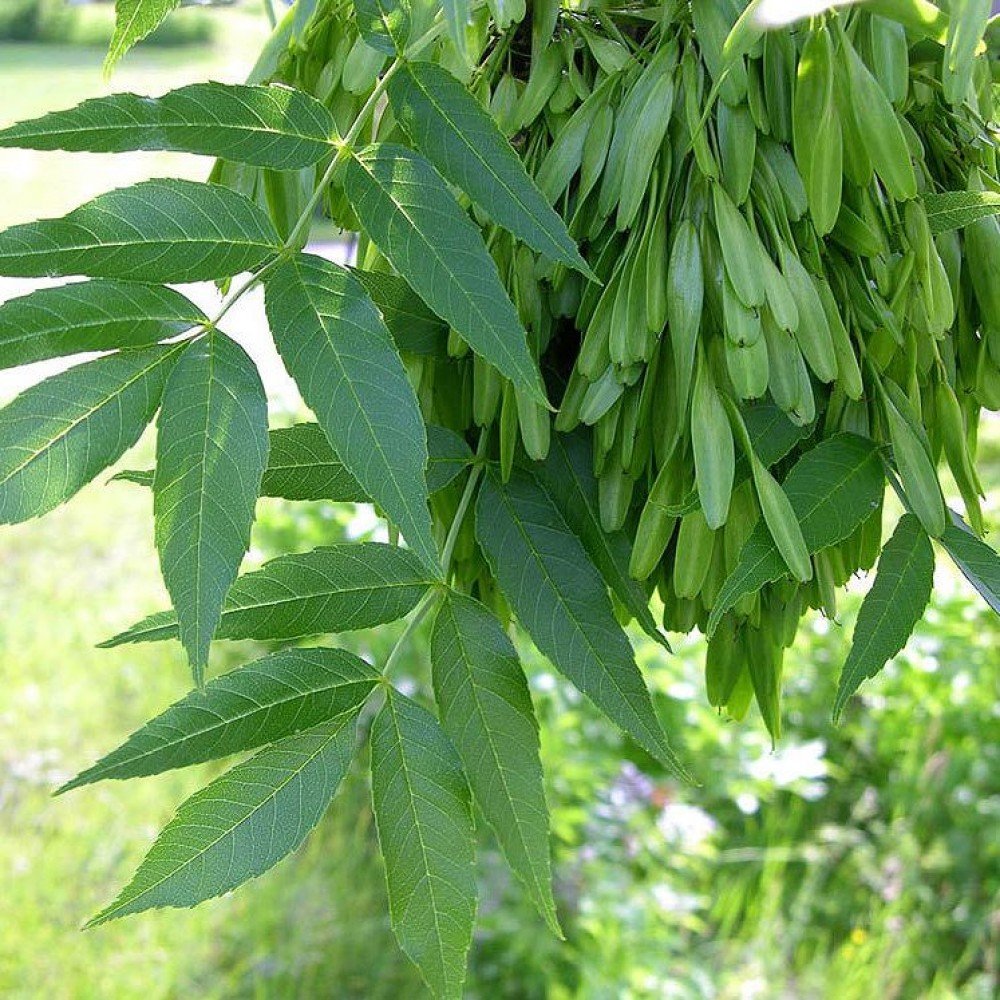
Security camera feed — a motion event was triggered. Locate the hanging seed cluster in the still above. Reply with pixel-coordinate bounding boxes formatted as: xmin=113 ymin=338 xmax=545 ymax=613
xmin=265 ymin=0 xmax=998 ymax=732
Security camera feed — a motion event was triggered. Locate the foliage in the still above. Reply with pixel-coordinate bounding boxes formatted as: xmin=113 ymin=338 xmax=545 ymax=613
xmin=0 ymin=1 xmax=998 ymax=996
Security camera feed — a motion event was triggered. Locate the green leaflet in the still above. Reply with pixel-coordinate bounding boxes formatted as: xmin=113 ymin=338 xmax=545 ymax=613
xmin=0 ymin=179 xmax=280 ymax=282
xmin=833 ymin=514 xmax=934 ymax=722
xmin=475 ymin=468 xmax=688 ymax=779
xmin=106 ymin=0 xmax=181 ymax=73
xmin=431 ymin=592 xmax=560 ymax=936
xmin=924 ymin=190 xmax=1000 ymax=233
xmin=87 ymin=710 xmax=361 ymax=925
xmin=940 ymin=511 xmax=1000 ymax=615
xmin=707 ymin=434 xmax=885 ymax=635
xmin=100 ymin=543 xmax=433 ymax=647
xmin=371 ymin=688 xmax=476 ymax=1000
xmin=388 ymin=62 xmax=589 ymax=275
xmin=153 ymin=333 xmax=269 ymax=682
xmin=532 ymin=429 xmax=669 ymax=651
xmin=0 ymin=83 xmax=335 ymax=169
xmin=118 ymin=423 xmax=470 ymax=502
xmin=264 ymin=255 xmax=438 ymax=574
xmin=0 ymin=345 xmax=182 ymax=525
xmin=343 ymin=144 xmax=546 ymax=405
xmin=353 ymin=0 xmax=411 ymax=55
xmin=0 ymin=280 xmax=204 ymax=371
xmin=60 ymin=647 xmax=380 ymax=792
xmin=351 ymin=267 xmax=449 ymax=357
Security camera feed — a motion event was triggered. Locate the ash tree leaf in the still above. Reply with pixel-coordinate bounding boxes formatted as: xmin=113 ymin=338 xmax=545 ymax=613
xmin=371 ymin=687 xmax=476 ymax=1000
xmin=532 ymin=430 xmax=669 ymax=652
xmin=100 ymin=543 xmax=434 ymax=647
xmin=832 ymin=513 xmax=934 ymax=722
xmin=115 ymin=423 xmax=471 ymax=503
xmin=707 ymin=433 xmax=885 ymax=635
xmin=475 ymin=468 xmax=689 ymax=779
xmin=153 ymin=332 xmax=269 ymax=683
xmin=0 ymin=179 xmax=280 ymax=283
xmin=0 ymin=280 xmax=205 ymax=371
xmin=351 ymin=267 xmax=448 ymax=357
xmin=60 ymin=647 xmax=380 ymax=793
xmin=425 ymin=425 xmax=473 ymax=494
xmin=923 ymin=190 xmax=1000 ymax=233
xmin=431 ymin=592 xmax=560 ymax=937
xmin=940 ymin=509 xmax=1000 ymax=615
xmin=0 ymin=83 xmax=336 ymax=169
xmin=343 ymin=144 xmax=546 ymax=405
xmin=353 ymin=0 xmax=411 ymax=55
xmin=87 ymin=710 xmax=362 ymax=925
xmin=106 ymin=0 xmax=181 ymax=73
xmin=387 ymin=62 xmax=590 ymax=275
xmin=0 ymin=345 xmax=182 ymax=525
xmin=264 ymin=254 xmax=438 ymax=574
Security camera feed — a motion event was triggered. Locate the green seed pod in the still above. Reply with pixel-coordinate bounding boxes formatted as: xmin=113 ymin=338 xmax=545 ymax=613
xmin=763 ymin=312 xmax=814 ymax=425
xmin=580 ymin=365 xmax=625 ymax=425
xmin=793 ymin=25 xmax=842 ymax=235
xmin=814 ymin=277 xmax=864 ymax=400
xmin=599 ymin=462 xmax=633 ymax=532
xmin=777 ymin=241 xmax=838 ymax=383
xmin=722 ymin=273 xmax=762 ymax=347
xmin=666 ymin=219 xmax=704 ymax=423
xmin=516 ymin=43 xmax=564 ymax=129
xmin=882 ymin=378 xmax=947 ymax=537
xmin=935 ymin=377 xmax=984 ymax=535
xmin=691 ymin=354 xmax=735 ymax=529
xmin=864 ymin=14 xmax=909 ymax=106
xmin=717 ymin=101 xmax=756 ymax=205
xmin=516 ymin=387 xmax=550 ymax=461
xmin=673 ymin=508 xmax=717 ymax=599
xmin=713 ymin=183 xmax=766 ymax=307
xmin=725 ymin=336 xmax=770 ymax=400
xmin=705 ymin=614 xmax=741 ymax=707
xmin=763 ymin=29 xmax=796 ymax=142
xmin=579 ymin=101 xmax=615 ymax=202
xmin=499 ymin=381 xmax=519 ymax=483
xmin=745 ymin=623 xmax=783 ymax=745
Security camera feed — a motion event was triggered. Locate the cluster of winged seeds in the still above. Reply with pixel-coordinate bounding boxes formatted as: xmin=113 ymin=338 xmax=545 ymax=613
xmin=260 ymin=0 xmax=1000 ymax=736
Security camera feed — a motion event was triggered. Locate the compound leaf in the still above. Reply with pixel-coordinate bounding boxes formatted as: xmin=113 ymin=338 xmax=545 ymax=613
xmin=371 ymin=688 xmax=476 ymax=1000
xmin=387 ymin=62 xmax=588 ymax=273
xmin=940 ymin=509 xmax=1000 ymax=615
xmin=0 ymin=83 xmax=335 ymax=169
xmin=343 ymin=144 xmax=545 ymax=404
xmin=100 ymin=543 xmax=433 ymax=647
xmin=833 ymin=513 xmax=934 ymax=721
xmin=61 ymin=647 xmax=378 ymax=791
xmin=87 ymin=710 xmax=361 ymax=924
xmin=0 ymin=179 xmax=280 ymax=282
xmin=153 ymin=333 xmax=269 ymax=682
xmin=475 ymin=468 xmax=688 ymax=778
xmin=431 ymin=592 xmax=559 ymax=936
xmin=0 ymin=280 xmax=204 ymax=371
xmin=0 ymin=345 xmax=182 ymax=525
xmin=264 ymin=255 xmax=438 ymax=573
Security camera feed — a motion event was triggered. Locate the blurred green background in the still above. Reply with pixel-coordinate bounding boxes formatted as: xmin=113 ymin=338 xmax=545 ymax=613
xmin=0 ymin=3 xmax=998 ymax=998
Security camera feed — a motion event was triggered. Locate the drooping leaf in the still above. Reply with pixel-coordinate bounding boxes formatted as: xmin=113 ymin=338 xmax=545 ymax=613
xmin=100 ymin=543 xmax=433 ymax=647
xmin=351 ymin=267 xmax=448 ymax=357
xmin=115 ymin=423 xmax=471 ymax=502
xmin=264 ymin=255 xmax=438 ymax=573
xmin=923 ymin=189 xmax=1000 ymax=233
xmin=106 ymin=0 xmax=181 ymax=73
xmin=387 ymin=62 xmax=589 ymax=274
xmin=707 ymin=433 xmax=885 ymax=635
xmin=431 ymin=592 xmax=560 ymax=936
xmin=153 ymin=333 xmax=269 ymax=681
xmin=0 ymin=280 xmax=204 ymax=371
xmin=940 ymin=509 xmax=1000 ymax=615
xmin=60 ymin=647 xmax=379 ymax=792
xmin=371 ymin=688 xmax=476 ymax=1000
xmin=0 ymin=83 xmax=335 ymax=169
xmin=87 ymin=710 xmax=361 ymax=924
xmin=475 ymin=468 xmax=688 ymax=778
xmin=353 ymin=0 xmax=411 ymax=54
xmin=343 ymin=144 xmax=546 ymax=404
xmin=0 ymin=345 xmax=182 ymax=525
xmin=532 ymin=431 xmax=669 ymax=651
xmin=0 ymin=179 xmax=280 ymax=282
xmin=832 ymin=513 xmax=934 ymax=722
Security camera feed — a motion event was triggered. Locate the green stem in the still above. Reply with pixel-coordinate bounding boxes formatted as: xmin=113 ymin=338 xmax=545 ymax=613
xmin=262 ymin=0 xmax=277 ymax=30
xmin=381 ymin=588 xmax=440 ymax=677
